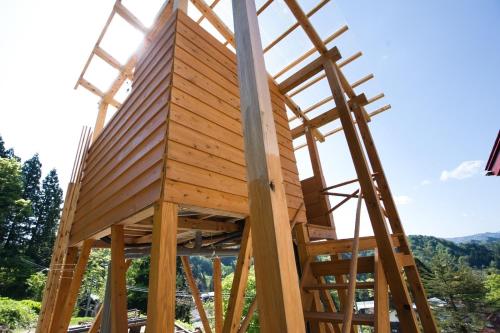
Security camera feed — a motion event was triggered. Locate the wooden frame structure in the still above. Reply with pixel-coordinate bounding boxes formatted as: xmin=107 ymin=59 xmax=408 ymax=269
xmin=37 ymin=1 xmax=438 ymax=332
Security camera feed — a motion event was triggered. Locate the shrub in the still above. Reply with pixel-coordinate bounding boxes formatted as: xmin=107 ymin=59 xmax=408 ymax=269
xmin=0 ymin=297 xmax=37 ymax=329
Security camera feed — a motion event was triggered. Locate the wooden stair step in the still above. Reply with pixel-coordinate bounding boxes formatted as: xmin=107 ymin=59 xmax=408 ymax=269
xmin=303 ymin=281 xmax=375 ymax=291
xmin=304 ymin=311 xmax=375 ymax=326
xmin=310 ymin=256 xmax=375 ymax=276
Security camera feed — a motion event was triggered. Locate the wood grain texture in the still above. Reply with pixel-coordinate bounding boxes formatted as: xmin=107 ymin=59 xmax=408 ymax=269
xmin=110 ymin=226 xmax=128 ymax=333
xmin=166 ymin=12 xmax=305 ymax=222
xmin=145 ymin=202 xmax=178 ymax=333
xmin=232 ymin=1 xmax=305 ymax=331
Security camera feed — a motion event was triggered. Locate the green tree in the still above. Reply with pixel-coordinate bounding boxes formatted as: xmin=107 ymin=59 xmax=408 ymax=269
xmin=222 ymin=266 xmax=258 ymax=332
xmin=0 ymin=158 xmax=31 ymax=247
xmin=26 ymin=271 xmax=48 ymax=301
xmin=28 ymin=169 xmax=63 ymax=265
xmin=422 ymin=246 xmax=486 ymax=332
xmin=21 ymin=154 xmax=42 ymax=245
xmin=484 ymin=272 xmax=500 ymax=308
xmin=0 ymin=135 xmax=18 ymax=160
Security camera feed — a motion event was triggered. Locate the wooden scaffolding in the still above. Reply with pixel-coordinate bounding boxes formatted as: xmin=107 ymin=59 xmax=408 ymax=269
xmin=37 ymin=0 xmax=438 ymax=332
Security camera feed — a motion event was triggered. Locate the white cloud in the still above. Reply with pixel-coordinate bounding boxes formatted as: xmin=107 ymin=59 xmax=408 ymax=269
xmin=394 ymin=195 xmax=413 ymax=205
xmin=440 ymin=160 xmax=483 ymax=181
xmin=420 ymin=179 xmax=431 ymax=186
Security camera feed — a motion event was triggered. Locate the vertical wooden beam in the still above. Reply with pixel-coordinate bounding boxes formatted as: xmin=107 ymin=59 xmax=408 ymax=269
xmin=146 ymin=201 xmax=178 ymax=333
xmin=350 ymin=105 xmax=438 ymax=333
xmin=111 ymin=225 xmax=127 ymax=333
xmin=374 ymin=250 xmax=390 ymax=333
xmin=232 ymin=1 xmax=305 ymax=331
xmin=222 ymin=221 xmax=252 ymax=333
xmin=322 ymin=59 xmax=418 ymax=332
xmin=182 ymin=256 xmax=213 ymax=333
xmin=213 ymin=257 xmax=223 ymax=333
xmin=92 ymin=102 xmax=109 ymax=142
xmin=49 ymin=247 xmax=78 ymax=331
xmin=53 ymin=240 xmax=94 ymax=333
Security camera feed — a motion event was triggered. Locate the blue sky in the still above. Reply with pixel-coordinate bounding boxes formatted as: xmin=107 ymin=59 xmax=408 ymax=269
xmin=0 ymin=0 xmax=498 ymax=238
xmin=318 ymin=0 xmax=500 ymax=237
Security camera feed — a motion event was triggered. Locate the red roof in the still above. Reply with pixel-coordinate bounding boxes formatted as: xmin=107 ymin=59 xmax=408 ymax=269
xmin=485 ymin=130 xmax=500 ymax=176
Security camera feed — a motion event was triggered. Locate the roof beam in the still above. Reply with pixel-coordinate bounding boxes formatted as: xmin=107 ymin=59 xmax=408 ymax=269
xmin=278 ymin=47 xmax=341 ymax=93
xmin=263 ymin=0 xmax=330 ymax=53
xmin=190 ymin=0 xmax=235 ymax=46
xmin=114 ymin=1 xmax=148 ymax=34
xmin=291 ymin=94 xmax=368 ymax=139
xmin=94 ymin=46 xmax=122 ymax=70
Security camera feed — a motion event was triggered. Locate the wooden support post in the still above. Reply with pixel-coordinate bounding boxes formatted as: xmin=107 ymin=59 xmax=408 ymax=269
xmin=111 ymin=225 xmax=128 ymax=333
xmin=238 ymin=297 xmax=257 ymax=333
xmin=223 ymin=221 xmax=252 ymax=333
xmin=182 ymin=256 xmax=213 ymax=333
xmin=374 ymin=250 xmax=390 ymax=333
xmin=232 ymin=1 xmax=305 ymax=331
xmin=350 ymin=105 xmax=438 ymax=333
xmin=341 ymin=192 xmax=362 ymax=333
xmin=49 ymin=247 xmax=78 ymax=331
xmin=53 ymin=240 xmax=93 ymax=333
xmin=146 ymin=201 xmax=178 ymax=333
xmin=92 ymin=102 xmax=109 ymax=142
xmin=322 ymin=58 xmax=419 ymax=332
xmin=213 ymin=257 xmax=223 ymax=333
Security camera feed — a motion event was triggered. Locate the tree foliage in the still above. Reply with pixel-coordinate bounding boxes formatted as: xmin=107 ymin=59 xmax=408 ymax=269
xmin=0 ymin=135 xmax=63 ymax=299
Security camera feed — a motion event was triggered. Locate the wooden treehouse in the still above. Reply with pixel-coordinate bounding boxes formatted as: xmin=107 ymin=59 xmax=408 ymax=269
xmin=37 ymin=1 xmax=439 ymax=332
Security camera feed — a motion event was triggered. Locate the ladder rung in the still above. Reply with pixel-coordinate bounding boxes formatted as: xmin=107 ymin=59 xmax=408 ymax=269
xmin=303 ymin=281 xmax=375 ymax=291
xmin=310 ymin=257 xmax=375 ymax=276
xmin=304 ymin=311 xmax=375 ymax=326
xmin=306 ymin=234 xmax=403 ymax=256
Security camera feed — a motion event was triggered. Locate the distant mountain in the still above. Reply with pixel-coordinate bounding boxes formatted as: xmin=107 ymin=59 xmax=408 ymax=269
xmin=408 ymin=234 xmax=499 ymax=269
xmin=445 ymin=232 xmax=500 ymax=244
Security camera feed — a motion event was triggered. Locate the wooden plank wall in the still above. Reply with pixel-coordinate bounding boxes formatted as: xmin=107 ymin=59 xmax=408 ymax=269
xmin=70 ymin=14 xmax=177 ymax=245
xmin=164 ymin=12 xmax=306 ymax=223
xmin=301 ymin=176 xmax=331 ymax=226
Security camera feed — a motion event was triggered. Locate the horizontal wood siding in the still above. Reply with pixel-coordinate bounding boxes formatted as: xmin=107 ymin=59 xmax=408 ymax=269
xmin=165 ymin=12 xmax=306 ymax=222
xmin=70 ymin=13 xmax=177 ymax=245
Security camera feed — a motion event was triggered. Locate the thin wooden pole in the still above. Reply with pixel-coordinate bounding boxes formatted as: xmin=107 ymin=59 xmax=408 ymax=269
xmin=232 ymin=1 xmax=305 ymax=331
xmin=87 ymin=304 xmax=103 ymax=333
xmin=238 ymin=297 xmax=257 ymax=333
xmin=341 ymin=191 xmax=362 ymax=333
xmin=53 ymin=240 xmax=94 ymax=333
xmin=213 ymin=257 xmax=223 ymax=333
xmin=322 ymin=58 xmax=418 ymax=332
xmin=145 ymin=202 xmax=178 ymax=333
xmin=222 ymin=221 xmax=252 ymax=333
xmin=111 ymin=225 xmax=128 ymax=333
xmin=374 ymin=250 xmax=390 ymax=333
xmin=182 ymin=256 xmax=213 ymax=333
